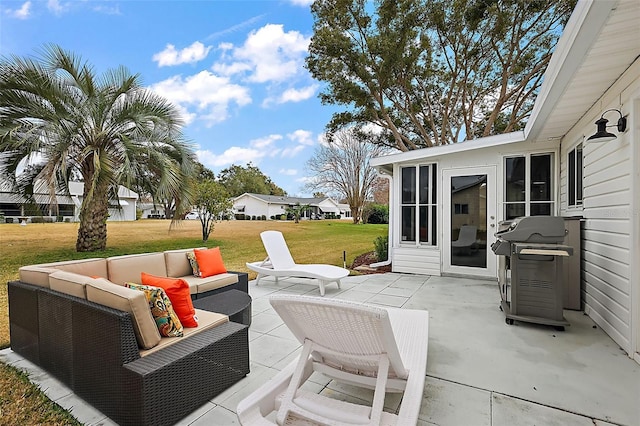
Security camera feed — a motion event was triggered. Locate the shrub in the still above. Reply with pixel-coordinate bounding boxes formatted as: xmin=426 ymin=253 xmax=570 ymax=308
xmin=261 ymin=215 xmax=266 ymax=220
xmin=251 ymin=215 xmax=257 ymax=220
xmin=30 ymin=216 xmax=44 ymax=223
xmin=235 ymin=213 xmax=245 ymax=220
xmin=280 ymin=214 xmax=286 ymax=220
xmin=373 ymin=235 xmax=388 ymax=262
xmin=365 ymin=204 xmax=389 ymax=224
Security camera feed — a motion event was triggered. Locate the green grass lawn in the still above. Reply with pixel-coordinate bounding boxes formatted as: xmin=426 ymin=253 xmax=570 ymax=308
xmin=0 ymin=219 xmax=387 ymax=424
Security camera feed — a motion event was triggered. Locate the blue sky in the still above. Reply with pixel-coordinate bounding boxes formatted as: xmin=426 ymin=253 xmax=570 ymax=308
xmin=0 ymin=0 xmax=339 ymax=196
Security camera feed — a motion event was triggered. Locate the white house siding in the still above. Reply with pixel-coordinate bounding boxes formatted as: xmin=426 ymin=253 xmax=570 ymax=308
xmin=392 ymin=246 xmax=441 ymax=275
xmin=388 ymin=138 xmax=559 ymax=276
xmin=235 ymin=195 xmax=266 ymax=218
xmin=559 ymin=60 xmax=639 ymax=356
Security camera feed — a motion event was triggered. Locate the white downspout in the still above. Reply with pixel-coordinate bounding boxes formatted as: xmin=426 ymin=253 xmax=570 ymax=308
xmin=370 ymin=169 xmax=393 ymax=268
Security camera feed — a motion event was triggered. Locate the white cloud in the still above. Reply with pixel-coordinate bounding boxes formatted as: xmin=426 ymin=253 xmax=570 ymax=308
xmin=93 ymin=5 xmax=121 ymax=15
xmin=206 ymin=14 xmax=266 ymax=41
xmin=278 ymin=85 xmax=317 ymax=104
xmin=47 ymin=0 xmax=68 ymax=15
xmin=281 ymin=144 xmax=305 ymax=158
xmin=250 ymin=134 xmax=282 ymax=149
xmin=197 ymin=147 xmax=264 ymax=168
xmin=195 ymin=134 xmax=285 ymax=170
xmin=295 ymin=175 xmax=313 ymax=184
xmin=212 ymin=24 xmax=310 ymax=84
xmin=153 ymin=41 xmax=212 ymax=67
xmin=287 ymin=129 xmax=314 ymax=146
xmin=280 ymin=169 xmax=298 ymax=176
xmin=288 ymin=0 xmax=314 ymax=6
xmin=8 ymin=1 xmax=31 ymax=19
xmin=150 ymin=70 xmax=251 ymax=126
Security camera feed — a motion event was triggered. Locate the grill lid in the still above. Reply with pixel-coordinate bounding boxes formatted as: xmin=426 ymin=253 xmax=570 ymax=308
xmin=494 ymin=216 xmax=566 ymax=243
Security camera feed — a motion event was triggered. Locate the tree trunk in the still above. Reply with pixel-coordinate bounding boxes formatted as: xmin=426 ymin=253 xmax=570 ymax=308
xmin=351 ymin=207 xmax=360 ymax=224
xmin=76 ymin=184 xmax=109 ymax=252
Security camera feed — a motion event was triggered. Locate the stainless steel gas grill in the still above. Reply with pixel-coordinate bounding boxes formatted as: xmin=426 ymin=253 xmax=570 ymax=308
xmin=491 ymin=216 xmax=573 ymax=330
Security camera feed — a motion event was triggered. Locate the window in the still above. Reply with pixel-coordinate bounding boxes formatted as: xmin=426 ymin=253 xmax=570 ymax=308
xmin=568 ymin=143 xmax=583 ymax=207
xmin=504 ymin=153 xmax=554 ymax=220
xmin=454 ymin=203 xmax=469 ymax=215
xmin=401 ymin=164 xmax=437 ymax=244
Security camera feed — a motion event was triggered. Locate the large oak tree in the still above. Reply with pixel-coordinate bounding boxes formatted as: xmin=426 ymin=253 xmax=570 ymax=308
xmin=306 ymin=0 xmax=576 ymax=150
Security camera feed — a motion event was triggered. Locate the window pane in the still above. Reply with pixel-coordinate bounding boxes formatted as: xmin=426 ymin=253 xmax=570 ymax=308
xmin=530 ymin=203 xmax=552 ymax=216
xmin=431 ymin=164 xmax=438 ymax=204
xmin=505 ymin=203 xmax=525 ymax=220
xmin=568 ymin=150 xmax=576 ymax=206
xmin=419 ymin=165 xmax=430 ymax=204
xmin=402 ymin=167 xmax=416 ymax=204
xmin=419 ymin=206 xmax=429 ymax=243
xmin=531 ymin=154 xmax=552 ymax=201
xmin=401 ymin=206 xmax=415 ymax=242
xmin=505 ymin=157 xmax=525 ymax=202
xmin=576 ymin=146 xmax=583 ymax=203
xmin=431 ymin=206 xmax=437 ymax=245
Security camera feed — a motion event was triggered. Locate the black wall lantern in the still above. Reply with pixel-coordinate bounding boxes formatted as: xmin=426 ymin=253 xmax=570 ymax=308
xmin=587 ymin=109 xmax=627 ymax=143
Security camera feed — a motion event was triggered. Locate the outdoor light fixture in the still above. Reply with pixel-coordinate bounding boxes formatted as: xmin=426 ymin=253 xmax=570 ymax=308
xmin=587 ymin=109 xmax=627 ymax=143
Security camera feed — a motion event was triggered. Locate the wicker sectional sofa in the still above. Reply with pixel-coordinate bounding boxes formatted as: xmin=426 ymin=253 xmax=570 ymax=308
xmin=8 ymin=249 xmax=250 ymax=426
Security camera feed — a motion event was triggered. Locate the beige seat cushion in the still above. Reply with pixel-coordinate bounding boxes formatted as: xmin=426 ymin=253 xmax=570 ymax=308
xmin=164 ymin=248 xmax=205 ymax=278
xmin=139 ymin=309 xmax=229 ymax=357
xmin=107 ymin=253 xmax=167 ymax=285
xmin=48 ymin=270 xmax=92 ymax=299
xmin=85 ymin=278 xmax=161 ymax=349
xmin=180 ymin=273 xmax=239 ymax=295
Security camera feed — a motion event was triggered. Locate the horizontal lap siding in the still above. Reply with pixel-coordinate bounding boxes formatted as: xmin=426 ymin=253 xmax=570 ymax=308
xmin=581 ymin=132 xmax=632 ymax=353
xmin=559 ymin=63 xmax=639 ymax=356
xmin=392 ymin=247 xmax=440 ymax=276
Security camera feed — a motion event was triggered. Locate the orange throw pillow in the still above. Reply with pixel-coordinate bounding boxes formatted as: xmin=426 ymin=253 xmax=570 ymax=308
xmin=194 ymin=247 xmax=227 ymax=278
xmin=140 ymin=272 xmax=198 ymax=327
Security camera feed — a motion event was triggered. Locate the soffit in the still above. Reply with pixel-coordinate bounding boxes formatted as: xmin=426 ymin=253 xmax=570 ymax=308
xmin=533 ymin=0 xmax=640 ymax=143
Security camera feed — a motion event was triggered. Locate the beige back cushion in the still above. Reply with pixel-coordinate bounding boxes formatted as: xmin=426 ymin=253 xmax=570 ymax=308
xmin=54 ymin=258 xmax=108 ymax=278
xmin=181 ymin=273 xmax=239 ymax=295
xmin=85 ymin=278 xmax=161 ymax=349
xmin=107 ymin=253 xmax=167 ymax=285
xmin=48 ymin=270 xmax=92 ymax=299
xmin=164 ymin=248 xmax=204 ymax=278
xmin=19 ymin=266 xmax=58 ymax=288
xmin=19 ymin=258 xmax=108 ymax=288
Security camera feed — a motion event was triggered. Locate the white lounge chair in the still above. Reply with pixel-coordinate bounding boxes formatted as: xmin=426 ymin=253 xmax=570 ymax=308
xmin=451 ymin=225 xmax=478 ymax=254
xmin=246 ymin=230 xmax=349 ymax=296
xmin=236 ymin=295 xmax=429 ymax=425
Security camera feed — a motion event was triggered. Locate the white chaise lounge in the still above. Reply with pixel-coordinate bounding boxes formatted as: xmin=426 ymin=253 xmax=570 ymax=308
xmin=246 ymin=230 xmax=349 ymax=296
xmin=237 ymin=294 xmax=430 ymax=425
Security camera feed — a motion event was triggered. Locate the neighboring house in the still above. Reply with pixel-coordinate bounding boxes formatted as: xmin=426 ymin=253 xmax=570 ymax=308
xmin=232 ymin=193 xmax=347 ymax=219
xmin=0 ymin=181 xmax=138 ymax=222
xmin=138 ymin=202 xmax=167 ymax=219
xmin=371 ymin=0 xmax=640 ymax=363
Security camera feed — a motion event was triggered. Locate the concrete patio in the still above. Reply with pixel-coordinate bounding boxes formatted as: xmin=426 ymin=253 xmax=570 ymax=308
xmin=1 ymin=273 xmax=639 ymax=425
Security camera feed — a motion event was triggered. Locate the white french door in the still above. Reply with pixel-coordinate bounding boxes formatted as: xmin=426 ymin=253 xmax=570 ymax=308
xmin=443 ymin=167 xmax=497 ymax=277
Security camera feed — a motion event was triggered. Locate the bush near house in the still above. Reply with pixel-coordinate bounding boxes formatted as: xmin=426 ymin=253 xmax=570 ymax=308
xmin=374 ymin=235 xmax=388 ymax=262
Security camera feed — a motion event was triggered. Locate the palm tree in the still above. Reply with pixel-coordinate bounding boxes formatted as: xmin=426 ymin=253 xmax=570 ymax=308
xmin=0 ymin=45 xmax=196 ymax=251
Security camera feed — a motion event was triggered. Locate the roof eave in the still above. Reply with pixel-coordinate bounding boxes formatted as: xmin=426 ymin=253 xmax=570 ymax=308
xmin=524 ymin=0 xmax=618 ymax=142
